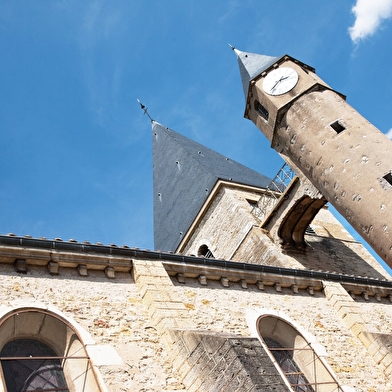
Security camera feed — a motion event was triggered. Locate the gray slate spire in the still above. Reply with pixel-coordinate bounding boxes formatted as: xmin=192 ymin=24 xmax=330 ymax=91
xmin=233 ymin=48 xmax=280 ymax=99
xmin=152 ymin=121 xmax=271 ymax=252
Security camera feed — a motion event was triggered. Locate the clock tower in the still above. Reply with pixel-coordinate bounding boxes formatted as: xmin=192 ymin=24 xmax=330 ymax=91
xmin=234 ymin=48 xmax=392 ymax=269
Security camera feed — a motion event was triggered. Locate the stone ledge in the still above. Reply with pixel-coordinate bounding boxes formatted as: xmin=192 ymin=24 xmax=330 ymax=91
xmin=165 ymin=261 xmax=324 ymax=294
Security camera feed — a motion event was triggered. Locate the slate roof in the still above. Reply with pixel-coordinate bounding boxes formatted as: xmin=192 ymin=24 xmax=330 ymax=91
xmin=233 ymin=48 xmax=280 ymax=100
xmin=152 ymin=121 xmax=271 ymax=252
xmin=233 ymin=48 xmax=316 ymax=105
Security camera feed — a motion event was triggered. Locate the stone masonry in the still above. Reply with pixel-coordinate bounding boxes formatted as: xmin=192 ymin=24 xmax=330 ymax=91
xmin=0 ymin=239 xmax=392 ymax=391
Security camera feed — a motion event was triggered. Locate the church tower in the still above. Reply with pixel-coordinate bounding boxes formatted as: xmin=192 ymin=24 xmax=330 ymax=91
xmin=234 ymin=48 xmax=392 ymax=269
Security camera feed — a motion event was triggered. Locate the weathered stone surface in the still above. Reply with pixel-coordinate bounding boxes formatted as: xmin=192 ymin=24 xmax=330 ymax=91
xmin=172 ymin=330 xmax=290 ymax=391
xmin=0 ymin=237 xmax=392 ymax=391
xmin=0 ymin=264 xmax=185 ymax=391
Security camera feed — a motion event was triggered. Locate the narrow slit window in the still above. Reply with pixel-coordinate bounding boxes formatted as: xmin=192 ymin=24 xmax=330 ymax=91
xmin=255 ymin=101 xmax=269 ymax=121
xmin=330 ymin=120 xmax=345 ymax=134
xmin=383 ymin=172 xmax=392 ymax=186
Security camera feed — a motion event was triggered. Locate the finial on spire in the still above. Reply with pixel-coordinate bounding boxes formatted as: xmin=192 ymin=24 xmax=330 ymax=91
xmin=228 ymin=43 xmax=235 ymax=50
xmin=137 ymin=99 xmax=154 ymax=122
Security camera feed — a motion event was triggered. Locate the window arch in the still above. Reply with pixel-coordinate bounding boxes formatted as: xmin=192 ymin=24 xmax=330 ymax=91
xmin=257 ymin=315 xmax=343 ymax=392
xmin=0 ymin=307 xmax=104 ymax=392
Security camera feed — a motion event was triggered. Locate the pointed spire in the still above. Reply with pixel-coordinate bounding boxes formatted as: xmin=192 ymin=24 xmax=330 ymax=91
xmin=152 ymin=121 xmax=271 ymax=252
xmin=232 ymin=48 xmax=280 ymax=99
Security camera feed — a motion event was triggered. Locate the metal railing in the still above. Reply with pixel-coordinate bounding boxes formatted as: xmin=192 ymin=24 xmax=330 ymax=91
xmin=251 ymin=162 xmax=296 ymax=223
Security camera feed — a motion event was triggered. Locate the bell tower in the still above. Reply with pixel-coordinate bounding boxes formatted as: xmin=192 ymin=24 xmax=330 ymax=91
xmin=234 ymin=48 xmax=392 ymax=269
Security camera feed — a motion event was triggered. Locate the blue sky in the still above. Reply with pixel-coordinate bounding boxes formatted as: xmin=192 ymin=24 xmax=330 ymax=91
xmin=1 ymin=1 xmax=392 ymax=273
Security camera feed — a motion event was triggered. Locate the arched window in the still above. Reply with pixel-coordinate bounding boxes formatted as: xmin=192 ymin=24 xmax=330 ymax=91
xmin=198 ymin=244 xmax=214 ymax=258
xmin=263 ymin=337 xmax=313 ymax=392
xmin=1 ymin=339 xmax=68 ymax=391
xmin=257 ymin=315 xmax=343 ymax=392
xmin=0 ymin=308 xmax=104 ymax=391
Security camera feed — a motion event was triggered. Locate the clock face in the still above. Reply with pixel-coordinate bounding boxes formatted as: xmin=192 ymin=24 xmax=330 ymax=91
xmin=262 ymin=67 xmax=298 ymax=96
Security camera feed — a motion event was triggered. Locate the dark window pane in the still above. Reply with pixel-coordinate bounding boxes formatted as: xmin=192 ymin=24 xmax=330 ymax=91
xmin=198 ymin=244 xmax=214 ymax=258
xmin=383 ymin=172 xmax=392 ymax=186
xmin=1 ymin=339 xmax=69 ymax=392
xmin=330 ymin=120 xmax=345 ymax=134
xmin=255 ymin=101 xmax=269 ymax=120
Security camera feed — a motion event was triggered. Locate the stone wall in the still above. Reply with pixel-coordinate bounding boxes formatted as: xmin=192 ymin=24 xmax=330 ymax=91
xmin=181 ymin=183 xmax=390 ymax=280
xmin=1 ymin=254 xmax=391 ymax=391
xmin=0 ymin=263 xmax=183 ymax=392
xmin=171 ymin=330 xmax=291 ymax=391
xmin=132 ymin=259 xmax=293 ymax=391
xmin=170 ymin=276 xmax=392 ymax=391
xmin=183 ymin=181 xmax=390 ymax=279
xmin=181 ymin=186 xmax=262 ymax=260
xmin=306 ymin=208 xmax=390 ymax=278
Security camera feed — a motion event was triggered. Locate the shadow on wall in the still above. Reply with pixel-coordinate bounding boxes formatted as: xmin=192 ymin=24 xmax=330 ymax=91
xmin=286 ymin=233 xmax=388 ymax=280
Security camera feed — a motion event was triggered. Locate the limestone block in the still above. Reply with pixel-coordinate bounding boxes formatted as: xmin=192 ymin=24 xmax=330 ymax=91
xmin=86 ymin=344 xmax=123 ymax=366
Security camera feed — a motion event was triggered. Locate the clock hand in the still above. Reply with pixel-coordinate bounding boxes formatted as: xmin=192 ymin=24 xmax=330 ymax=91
xmin=271 ymin=76 xmax=284 ymax=91
xmin=271 ymin=75 xmax=292 ymax=92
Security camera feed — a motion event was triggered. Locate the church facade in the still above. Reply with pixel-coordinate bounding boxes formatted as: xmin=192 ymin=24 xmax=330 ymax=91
xmin=0 ymin=49 xmax=391 ymax=391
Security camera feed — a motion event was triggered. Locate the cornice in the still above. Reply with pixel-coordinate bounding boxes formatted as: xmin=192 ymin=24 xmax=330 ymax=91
xmin=0 ymin=235 xmax=391 ymax=301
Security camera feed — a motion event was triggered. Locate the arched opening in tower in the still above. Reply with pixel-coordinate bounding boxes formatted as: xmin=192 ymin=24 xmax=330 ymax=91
xmin=278 ymin=195 xmax=327 ymax=246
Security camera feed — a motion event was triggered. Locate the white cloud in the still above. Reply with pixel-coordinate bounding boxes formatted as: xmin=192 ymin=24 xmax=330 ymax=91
xmin=349 ymin=0 xmax=392 ymax=43
xmin=385 ymin=129 xmax=392 ymax=139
